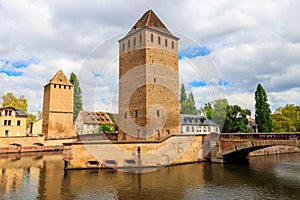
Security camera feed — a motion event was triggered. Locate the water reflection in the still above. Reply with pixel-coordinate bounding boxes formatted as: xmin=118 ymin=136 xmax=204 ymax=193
xmin=0 ymin=152 xmax=299 ymax=200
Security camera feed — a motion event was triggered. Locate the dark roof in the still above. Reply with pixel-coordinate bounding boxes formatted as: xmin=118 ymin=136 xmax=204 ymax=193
xmin=126 ymin=9 xmax=175 ymax=38
xmin=180 ymin=114 xmax=219 ymax=126
xmin=47 ymin=69 xmax=73 ymax=86
xmin=16 ymin=109 xmax=28 ymax=117
xmin=0 ymin=106 xmax=28 ymax=117
xmin=78 ymin=111 xmax=113 ymax=124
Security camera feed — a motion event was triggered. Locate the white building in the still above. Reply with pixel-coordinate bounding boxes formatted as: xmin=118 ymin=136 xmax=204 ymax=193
xmin=74 ymin=111 xmax=114 ymax=135
xmin=180 ymin=114 xmax=220 ymax=134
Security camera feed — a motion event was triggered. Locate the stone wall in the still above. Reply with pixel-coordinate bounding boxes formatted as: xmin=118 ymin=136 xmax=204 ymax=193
xmin=63 ymin=134 xmax=206 ymax=169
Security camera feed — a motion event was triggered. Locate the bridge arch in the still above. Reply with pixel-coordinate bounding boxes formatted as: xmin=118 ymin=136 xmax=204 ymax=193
xmin=9 ymin=143 xmax=22 ymax=147
xmin=211 ymin=133 xmax=300 ymax=163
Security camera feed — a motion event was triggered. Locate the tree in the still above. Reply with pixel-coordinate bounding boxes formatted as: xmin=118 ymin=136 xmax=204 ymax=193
xmin=272 ymin=104 xmax=300 ymax=132
xmin=69 ymin=73 xmax=83 ymax=121
xmin=222 ymin=104 xmax=251 ymax=133
xmin=179 ymin=84 xmax=198 ymax=115
xmin=1 ymin=93 xmax=28 ymax=111
xmin=255 ymin=84 xmax=273 ymax=132
xmin=211 ymin=99 xmax=228 ymax=130
xmin=99 ymin=124 xmax=115 ymax=132
xmin=1 ymin=92 xmax=35 ymax=128
xmin=201 ymin=102 xmax=213 ymax=119
xmin=26 ymin=113 xmax=36 ymax=129
xmin=180 ymin=84 xmax=187 ymax=103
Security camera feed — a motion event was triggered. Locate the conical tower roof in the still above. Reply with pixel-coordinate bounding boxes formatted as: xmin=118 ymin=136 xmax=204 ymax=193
xmin=47 ymin=69 xmax=73 ymax=86
xmin=126 ymin=10 xmax=175 ymax=37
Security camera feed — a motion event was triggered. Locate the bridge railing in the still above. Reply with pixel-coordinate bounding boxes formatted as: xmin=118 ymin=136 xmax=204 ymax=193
xmin=219 ymin=132 xmax=300 ymax=140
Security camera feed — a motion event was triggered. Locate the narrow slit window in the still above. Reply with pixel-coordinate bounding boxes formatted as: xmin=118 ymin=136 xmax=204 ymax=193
xmin=165 ymin=39 xmax=168 ymax=47
xmin=135 ymin=110 xmax=138 ymax=118
xmin=151 ymin=34 xmax=154 ymax=42
xmin=139 ymin=34 xmax=142 ymax=46
xmin=158 ymin=36 xmax=161 ymax=45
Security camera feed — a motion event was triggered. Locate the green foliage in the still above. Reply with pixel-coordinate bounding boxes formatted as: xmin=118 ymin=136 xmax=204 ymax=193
xmin=272 ymin=104 xmax=300 ymax=132
xmin=255 ymin=84 xmax=273 ymax=132
xmin=179 ymin=84 xmax=198 ymax=115
xmin=222 ymin=104 xmax=251 ymax=133
xmin=99 ymin=124 xmax=115 ymax=132
xmin=201 ymin=102 xmax=213 ymax=119
xmin=180 ymin=84 xmax=187 ymax=103
xmin=201 ymin=99 xmax=250 ymax=133
xmin=1 ymin=92 xmax=36 ymax=128
xmin=26 ymin=113 xmax=36 ymax=129
xmin=1 ymin=92 xmax=28 ymax=111
xmin=69 ymin=73 xmax=83 ymax=121
xmin=211 ymin=99 xmax=228 ymax=129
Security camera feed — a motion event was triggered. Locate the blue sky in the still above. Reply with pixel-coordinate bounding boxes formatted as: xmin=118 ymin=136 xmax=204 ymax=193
xmin=0 ymin=57 xmax=40 ymax=76
xmin=178 ymin=46 xmax=211 ymax=60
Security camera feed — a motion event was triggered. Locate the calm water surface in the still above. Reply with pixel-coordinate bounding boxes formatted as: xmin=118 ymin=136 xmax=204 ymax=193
xmin=0 ymin=152 xmax=299 ymax=200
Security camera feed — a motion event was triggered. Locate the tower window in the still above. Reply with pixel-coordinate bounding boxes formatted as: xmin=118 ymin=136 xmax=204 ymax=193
xmin=137 ymin=129 xmax=140 ymax=139
xmin=59 ymin=85 xmax=61 ymax=89
xmin=135 ymin=110 xmax=138 ymax=118
xmin=54 ymin=84 xmax=56 ymax=88
xmin=151 ymin=34 xmax=154 ymax=42
xmin=123 ymin=43 xmax=125 ymax=51
xmin=157 ymin=110 xmax=160 ymax=117
xmin=64 ymin=85 xmax=66 ymax=89
xmin=128 ymin=40 xmax=130 ymax=49
xmin=158 ymin=36 xmax=161 ymax=45
xmin=133 ymin=37 xmax=136 ymax=47
xmin=139 ymin=34 xmax=142 ymax=46
xmin=124 ymin=112 xmax=127 ymax=119
xmin=172 ymin=41 xmax=174 ymax=49
xmin=17 ymin=120 xmax=21 ymax=126
xmin=153 ymin=77 xmax=156 ymax=83
xmin=165 ymin=39 xmax=168 ymax=47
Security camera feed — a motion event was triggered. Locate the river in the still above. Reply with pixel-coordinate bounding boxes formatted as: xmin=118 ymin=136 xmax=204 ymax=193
xmin=0 ymin=152 xmax=299 ymax=200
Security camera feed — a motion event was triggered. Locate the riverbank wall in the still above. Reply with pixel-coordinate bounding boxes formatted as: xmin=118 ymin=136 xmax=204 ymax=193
xmin=0 ymin=135 xmax=77 ymax=154
xmin=63 ymin=134 xmax=208 ymax=169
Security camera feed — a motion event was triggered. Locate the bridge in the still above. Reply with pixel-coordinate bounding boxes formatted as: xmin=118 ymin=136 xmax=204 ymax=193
xmin=209 ymin=132 xmax=300 ymax=163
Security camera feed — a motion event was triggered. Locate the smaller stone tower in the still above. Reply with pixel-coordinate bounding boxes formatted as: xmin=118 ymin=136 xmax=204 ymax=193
xmin=42 ymin=70 xmax=76 ymax=139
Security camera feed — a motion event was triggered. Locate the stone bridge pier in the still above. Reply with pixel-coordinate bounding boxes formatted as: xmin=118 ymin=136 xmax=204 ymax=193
xmin=210 ymin=133 xmax=300 ymax=164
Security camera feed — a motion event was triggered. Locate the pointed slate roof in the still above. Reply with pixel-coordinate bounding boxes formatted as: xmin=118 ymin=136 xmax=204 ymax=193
xmin=47 ymin=69 xmax=73 ymax=86
xmin=126 ymin=9 xmax=174 ymax=37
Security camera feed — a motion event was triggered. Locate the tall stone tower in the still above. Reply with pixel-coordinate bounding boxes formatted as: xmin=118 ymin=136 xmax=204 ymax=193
xmin=42 ymin=69 xmax=76 ymax=139
xmin=118 ymin=10 xmax=180 ymax=141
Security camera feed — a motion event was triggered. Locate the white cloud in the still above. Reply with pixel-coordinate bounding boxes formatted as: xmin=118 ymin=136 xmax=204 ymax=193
xmin=0 ymin=0 xmax=299 ymax=115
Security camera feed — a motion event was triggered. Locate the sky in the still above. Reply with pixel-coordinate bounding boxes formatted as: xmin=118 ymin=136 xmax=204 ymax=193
xmin=0 ymin=0 xmax=300 ymax=116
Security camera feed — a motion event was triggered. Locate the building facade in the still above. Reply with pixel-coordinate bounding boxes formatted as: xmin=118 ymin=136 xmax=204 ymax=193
xmin=0 ymin=107 xmax=28 ymax=137
xmin=74 ymin=111 xmax=113 ymax=135
xmin=30 ymin=118 xmax=43 ymax=136
xmin=118 ymin=10 xmax=180 ymax=141
xmin=180 ymin=114 xmax=220 ymax=134
xmin=42 ymin=69 xmax=76 ymax=139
